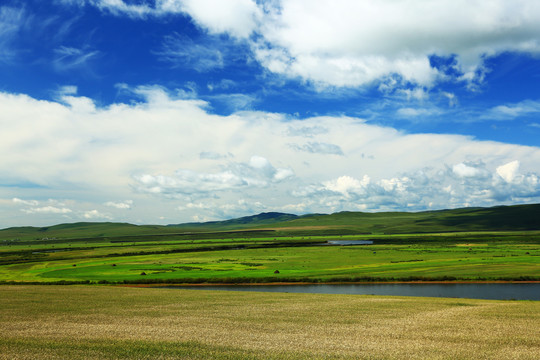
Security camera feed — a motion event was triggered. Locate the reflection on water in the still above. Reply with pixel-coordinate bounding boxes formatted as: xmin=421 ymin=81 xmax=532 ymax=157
xmin=164 ymin=283 xmax=540 ymax=300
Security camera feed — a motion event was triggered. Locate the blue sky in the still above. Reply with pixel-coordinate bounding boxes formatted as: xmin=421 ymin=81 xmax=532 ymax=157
xmin=1 ymin=0 xmax=540 ymax=227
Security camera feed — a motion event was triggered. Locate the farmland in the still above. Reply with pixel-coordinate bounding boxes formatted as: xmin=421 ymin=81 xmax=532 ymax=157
xmin=1 ymin=285 xmax=539 ymax=359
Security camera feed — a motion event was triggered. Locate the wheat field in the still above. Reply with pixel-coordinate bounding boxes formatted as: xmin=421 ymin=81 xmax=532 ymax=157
xmin=0 ymin=285 xmax=538 ymax=359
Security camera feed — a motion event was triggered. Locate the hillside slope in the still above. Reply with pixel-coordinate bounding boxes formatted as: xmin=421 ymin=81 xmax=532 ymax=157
xmin=1 ymin=204 xmax=539 ymax=241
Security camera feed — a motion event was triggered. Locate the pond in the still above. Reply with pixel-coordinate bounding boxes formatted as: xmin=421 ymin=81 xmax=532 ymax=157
xmin=163 ymin=283 xmax=540 ymax=300
xmin=325 ymin=240 xmax=374 ymax=245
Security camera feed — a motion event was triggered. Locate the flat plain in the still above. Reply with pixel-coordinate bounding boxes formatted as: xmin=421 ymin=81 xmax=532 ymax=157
xmin=1 ymin=205 xmax=538 ymax=359
xmin=1 ymin=285 xmax=539 ymax=360
xmin=1 ymin=231 xmax=538 ymax=284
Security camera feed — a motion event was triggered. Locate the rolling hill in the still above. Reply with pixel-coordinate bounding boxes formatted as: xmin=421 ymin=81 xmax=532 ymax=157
xmin=1 ymin=204 xmax=539 ymax=241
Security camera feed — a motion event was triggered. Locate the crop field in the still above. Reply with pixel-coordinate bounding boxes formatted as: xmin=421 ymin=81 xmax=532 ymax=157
xmin=1 ymin=231 xmax=539 ymax=284
xmin=0 ymin=285 xmax=539 ymax=359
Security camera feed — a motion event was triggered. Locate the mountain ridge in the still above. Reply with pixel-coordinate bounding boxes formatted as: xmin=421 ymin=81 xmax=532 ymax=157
xmin=2 ymin=203 xmax=539 ymax=241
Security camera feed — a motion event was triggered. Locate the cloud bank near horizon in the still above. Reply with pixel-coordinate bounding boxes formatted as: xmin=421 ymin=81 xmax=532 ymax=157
xmin=1 ymin=0 xmax=540 ymax=227
xmin=2 ymin=87 xmax=540 ymax=226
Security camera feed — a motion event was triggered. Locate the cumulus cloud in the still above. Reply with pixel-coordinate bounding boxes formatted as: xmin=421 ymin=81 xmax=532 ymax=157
xmin=496 ymin=160 xmax=520 ymax=183
xmin=295 ymin=160 xmax=540 ymax=212
xmin=177 ymin=0 xmax=261 ymax=39
xmin=133 ymin=155 xmax=294 ymax=199
xmin=248 ymin=0 xmax=540 ymax=89
xmin=2 ymin=87 xmax=540 ymax=226
xmin=452 ymin=162 xmax=490 ymax=179
xmin=64 ymin=1 xmax=540 ymax=90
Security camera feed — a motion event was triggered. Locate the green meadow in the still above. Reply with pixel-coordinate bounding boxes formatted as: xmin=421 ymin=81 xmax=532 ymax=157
xmin=1 ymin=207 xmax=539 ymax=284
xmin=1 ymin=204 xmax=540 ymax=284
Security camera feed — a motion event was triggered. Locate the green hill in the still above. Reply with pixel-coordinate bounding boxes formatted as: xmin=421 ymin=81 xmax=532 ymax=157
xmin=262 ymin=204 xmax=540 ymax=234
xmin=1 ymin=204 xmax=539 ymax=241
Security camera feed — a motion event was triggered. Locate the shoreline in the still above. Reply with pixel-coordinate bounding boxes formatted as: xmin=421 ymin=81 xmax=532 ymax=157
xmin=118 ymin=280 xmax=540 ymax=288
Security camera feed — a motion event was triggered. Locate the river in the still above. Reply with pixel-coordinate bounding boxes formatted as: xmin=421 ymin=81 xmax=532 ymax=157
xmin=163 ymin=283 xmax=540 ymax=300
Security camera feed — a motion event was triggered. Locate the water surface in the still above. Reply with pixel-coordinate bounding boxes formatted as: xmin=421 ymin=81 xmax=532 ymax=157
xmin=164 ymin=283 xmax=540 ymax=300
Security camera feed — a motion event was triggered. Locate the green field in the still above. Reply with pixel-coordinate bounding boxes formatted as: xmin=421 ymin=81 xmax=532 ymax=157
xmin=1 ymin=232 xmax=539 ymax=284
xmin=0 ymin=285 xmax=538 ymax=359
xmin=1 ymin=204 xmax=539 ymax=284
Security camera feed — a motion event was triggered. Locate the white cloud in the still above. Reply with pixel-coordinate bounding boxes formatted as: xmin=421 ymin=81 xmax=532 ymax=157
xmin=89 ymin=0 xmax=162 ymax=18
xmin=398 ymin=88 xmax=429 ymax=102
xmin=287 ymin=125 xmax=329 ymax=138
xmin=22 ymin=206 xmax=72 ymax=214
xmin=133 ymin=155 xmax=294 ymax=199
xmin=57 ymin=85 xmax=78 ymax=96
xmin=296 ymin=160 xmax=540 ymax=212
xmin=12 ymin=198 xmax=40 ymax=206
xmin=74 ymin=0 xmax=261 ymax=39
xmin=83 ymin=209 xmax=111 ymax=219
xmin=441 ymin=92 xmax=458 ymax=107
xmin=53 ymin=46 xmax=100 ymax=71
xmin=253 ymin=0 xmax=540 ymax=89
xmin=180 ymin=0 xmax=540 ymax=90
xmin=104 ymin=200 xmax=132 ymax=209
xmin=199 ymin=151 xmax=233 ymax=160
xmin=65 ymin=1 xmax=540 ymax=90
xmin=484 ymin=99 xmax=540 ymax=120
xmin=175 ymin=0 xmax=261 ymax=39
xmin=323 ymin=175 xmax=371 ymax=197
xmin=0 ymin=6 xmax=25 ymax=62
xmin=452 ymin=162 xmax=489 ymax=178
xmin=2 ymin=88 xmax=540 ymax=226
xmin=396 ymin=107 xmax=441 ymax=118
xmin=289 ymin=141 xmax=344 ymax=155
xmin=208 ymin=93 xmax=257 ymax=112
xmin=207 ymin=79 xmax=236 ymax=91
xmin=496 ymin=160 xmax=520 ymax=183
xmin=156 ymin=33 xmax=224 ymax=71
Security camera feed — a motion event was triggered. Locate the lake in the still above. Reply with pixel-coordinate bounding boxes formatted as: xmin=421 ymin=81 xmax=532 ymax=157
xmin=164 ymin=283 xmax=540 ymax=300
xmin=325 ymin=240 xmax=374 ymax=245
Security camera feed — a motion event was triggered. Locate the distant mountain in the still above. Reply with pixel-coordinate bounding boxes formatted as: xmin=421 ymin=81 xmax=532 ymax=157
xmin=1 ymin=204 xmax=539 ymax=241
xmin=259 ymin=204 xmax=540 ymax=234
xmin=168 ymin=212 xmax=301 ymax=229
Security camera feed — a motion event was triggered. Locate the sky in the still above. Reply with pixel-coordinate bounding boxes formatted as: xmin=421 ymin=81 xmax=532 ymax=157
xmin=1 ymin=0 xmax=540 ymax=228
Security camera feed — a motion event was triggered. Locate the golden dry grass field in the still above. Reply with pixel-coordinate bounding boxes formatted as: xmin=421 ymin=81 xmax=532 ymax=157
xmin=0 ymin=285 xmax=539 ymax=359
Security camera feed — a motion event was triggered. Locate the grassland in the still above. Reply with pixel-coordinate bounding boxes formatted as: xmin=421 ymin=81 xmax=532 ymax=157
xmin=0 ymin=231 xmax=538 ymax=284
xmin=1 ymin=204 xmax=539 ymax=284
xmin=0 ymin=285 xmax=538 ymax=359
